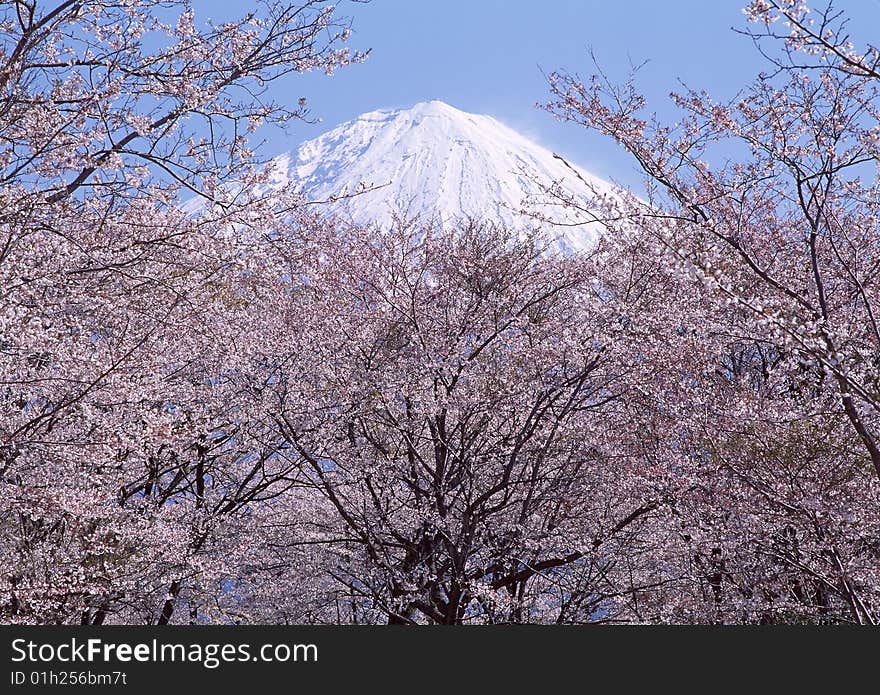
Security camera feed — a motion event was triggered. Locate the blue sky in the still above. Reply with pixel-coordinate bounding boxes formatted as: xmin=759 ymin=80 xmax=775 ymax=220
xmin=194 ymin=0 xmax=880 ymax=189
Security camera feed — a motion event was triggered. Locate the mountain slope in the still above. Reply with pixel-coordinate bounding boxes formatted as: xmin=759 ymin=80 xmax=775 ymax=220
xmin=272 ymin=101 xmax=613 ymax=253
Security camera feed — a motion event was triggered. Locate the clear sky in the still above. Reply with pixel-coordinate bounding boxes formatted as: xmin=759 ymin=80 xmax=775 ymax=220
xmin=193 ymin=0 xmax=880 ymax=189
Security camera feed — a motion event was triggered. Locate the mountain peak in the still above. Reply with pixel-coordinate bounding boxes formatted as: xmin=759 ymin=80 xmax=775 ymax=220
xmin=277 ymin=102 xmax=615 ymax=253
xmin=382 ymin=100 xmax=472 ymax=118
xmin=409 ymin=99 xmax=461 ymax=114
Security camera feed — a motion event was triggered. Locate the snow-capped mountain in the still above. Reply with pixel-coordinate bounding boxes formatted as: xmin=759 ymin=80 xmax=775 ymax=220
xmin=270 ymin=101 xmax=614 ymax=253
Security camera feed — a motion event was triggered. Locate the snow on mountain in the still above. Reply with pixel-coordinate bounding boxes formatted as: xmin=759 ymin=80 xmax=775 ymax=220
xmin=269 ymin=101 xmax=614 ymax=253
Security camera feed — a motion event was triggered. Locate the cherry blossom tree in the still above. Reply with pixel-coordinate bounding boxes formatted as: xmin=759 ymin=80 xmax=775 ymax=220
xmin=544 ymin=0 xmax=880 ymax=623
xmin=0 ymin=0 xmax=362 ymax=625
xmin=229 ymin=218 xmax=707 ymax=624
